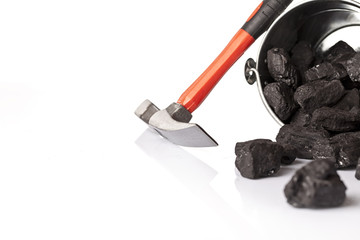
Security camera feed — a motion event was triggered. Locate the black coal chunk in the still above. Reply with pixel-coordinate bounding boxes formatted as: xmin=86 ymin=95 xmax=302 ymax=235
xmin=294 ymin=80 xmax=345 ymax=113
xmin=276 ymin=124 xmax=330 ymax=159
xmin=304 ymin=62 xmax=346 ymax=82
xmin=324 ymin=41 xmax=355 ymax=64
xmin=263 ymin=82 xmax=298 ymax=121
xmin=235 ymin=139 xmax=283 ymax=179
xmin=291 ymin=41 xmax=314 ymax=70
xmin=281 ymin=144 xmax=297 ymax=165
xmin=356 ymin=160 xmax=360 ymax=180
xmin=290 ymin=109 xmax=312 ymax=127
xmin=333 ymin=89 xmax=360 ymax=111
xmin=267 ymin=48 xmax=299 ymax=88
xmin=284 ymin=159 xmax=347 ymax=208
xmin=313 ymin=132 xmax=360 ymax=169
xmin=311 ymin=107 xmax=360 ymax=132
xmin=304 ymin=63 xmax=330 ymax=82
xmin=340 ymin=52 xmax=360 ymax=82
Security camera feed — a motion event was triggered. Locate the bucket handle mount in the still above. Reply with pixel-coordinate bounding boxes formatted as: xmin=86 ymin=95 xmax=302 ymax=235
xmin=244 ymin=58 xmax=260 ymax=85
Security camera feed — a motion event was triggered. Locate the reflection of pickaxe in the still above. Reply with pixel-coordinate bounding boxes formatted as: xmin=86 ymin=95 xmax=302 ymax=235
xmin=135 ymin=0 xmax=293 ymax=147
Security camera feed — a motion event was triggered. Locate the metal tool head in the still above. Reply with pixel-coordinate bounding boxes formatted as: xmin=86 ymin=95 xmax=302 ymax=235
xmin=135 ymin=100 xmax=218 ymax=147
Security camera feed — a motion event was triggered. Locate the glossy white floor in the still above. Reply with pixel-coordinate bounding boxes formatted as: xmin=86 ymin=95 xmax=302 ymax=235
xmin=1 ymin=0 xmax=359 ymax=239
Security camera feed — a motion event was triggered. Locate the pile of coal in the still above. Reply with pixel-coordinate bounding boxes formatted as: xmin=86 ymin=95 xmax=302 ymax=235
xmin=265 ymin=40 xmax=360 ymax=165
xmin=235 ymin=139 xmax=295 ymax=179
xmin=284 ymin=159 xmax=346 ymax=208
xmin=234 ymin=40 xmax=360 ymax=209
xmin=264 ymin=40 xmax=360 ymax=125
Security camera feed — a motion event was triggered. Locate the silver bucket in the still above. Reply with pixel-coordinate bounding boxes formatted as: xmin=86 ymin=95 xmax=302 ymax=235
xmin=245 ymin=0 xmax=360 ymax=126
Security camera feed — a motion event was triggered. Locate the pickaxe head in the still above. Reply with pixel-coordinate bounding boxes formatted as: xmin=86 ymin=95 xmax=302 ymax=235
xmin=135 ymin=100 xmax=218 ymax=147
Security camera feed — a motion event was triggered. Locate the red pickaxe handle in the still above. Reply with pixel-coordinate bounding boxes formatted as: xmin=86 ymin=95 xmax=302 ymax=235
xmin=177 ymin=0 xmax=293 ymax=113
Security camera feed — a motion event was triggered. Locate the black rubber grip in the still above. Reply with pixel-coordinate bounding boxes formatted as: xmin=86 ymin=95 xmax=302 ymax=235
xmin=242 ymin=0 xmax=293 ymax=40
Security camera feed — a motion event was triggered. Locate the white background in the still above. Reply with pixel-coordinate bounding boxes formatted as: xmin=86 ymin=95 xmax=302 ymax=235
xmin=0 ymin=0 xmax=359 ymax=239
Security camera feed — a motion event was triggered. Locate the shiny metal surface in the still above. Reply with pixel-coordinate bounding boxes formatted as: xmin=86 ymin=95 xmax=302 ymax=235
xmin=135 ymin=99 xmax=218 ymax=147
xmin=244 ymin=58 xmax=257 ymax=85
xmin=253 ymin=0 xmax=360 ymax=125
xmin=149 ymin=109 xmax=218 ymax=147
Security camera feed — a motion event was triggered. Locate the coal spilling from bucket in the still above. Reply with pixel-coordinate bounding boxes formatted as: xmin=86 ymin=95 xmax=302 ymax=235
xmin=236 ymin=0 xmax=360 ymax=209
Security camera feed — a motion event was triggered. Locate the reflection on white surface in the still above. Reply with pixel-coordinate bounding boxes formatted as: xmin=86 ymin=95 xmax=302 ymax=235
xmin=136 ymin=129 xmax=217 ymax=186
xmin=135 ymin=129 xmax=257 ymax=239
xmin=134 ymin=130 xmax=360 ymax=240
xmin=234 ymin=159 xmax=360 ymax=240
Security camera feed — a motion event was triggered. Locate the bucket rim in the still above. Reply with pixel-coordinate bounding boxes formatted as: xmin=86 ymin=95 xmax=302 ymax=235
xmin=256 ymin=0 xmax=360 ymax=70
xmin=253 ymin=0 xmax=360 ymax=126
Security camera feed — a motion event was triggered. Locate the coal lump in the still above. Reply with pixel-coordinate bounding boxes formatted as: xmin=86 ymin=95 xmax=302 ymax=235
xmin=284 ymin=159 xmax=346 ymax=208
